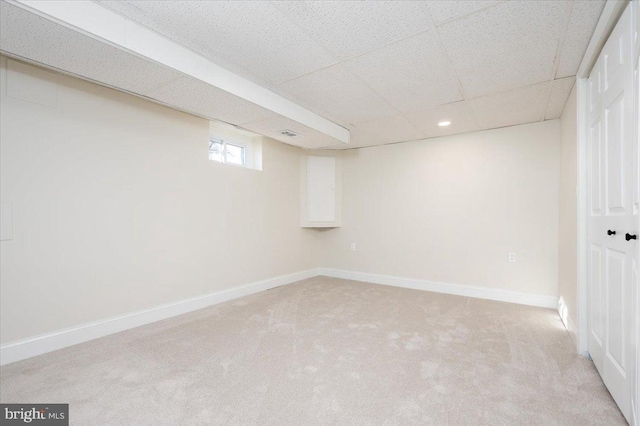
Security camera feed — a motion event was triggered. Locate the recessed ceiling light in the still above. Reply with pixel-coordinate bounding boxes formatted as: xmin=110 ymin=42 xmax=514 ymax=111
xmin=438 ymin=120 xmax=451 ymax=127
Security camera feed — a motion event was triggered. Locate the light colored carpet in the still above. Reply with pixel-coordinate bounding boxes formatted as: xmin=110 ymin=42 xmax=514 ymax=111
xmin=0 ymin=277 xmax=626 ymax=425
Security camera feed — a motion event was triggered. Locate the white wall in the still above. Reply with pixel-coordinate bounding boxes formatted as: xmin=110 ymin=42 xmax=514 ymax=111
xmin=557 ymin=84 xmax=579 ymax=341
xmin=0 ymin=55 xmax=565 ymax=349
xmin=319 ymin=121 xmax=561 ymax=299
xmin=0 ymin=57 xmax=320 ymax=344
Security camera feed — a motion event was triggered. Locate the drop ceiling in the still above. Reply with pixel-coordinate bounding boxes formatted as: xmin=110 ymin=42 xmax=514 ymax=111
xmin=1 ymin=0 xmax=605 ymax=149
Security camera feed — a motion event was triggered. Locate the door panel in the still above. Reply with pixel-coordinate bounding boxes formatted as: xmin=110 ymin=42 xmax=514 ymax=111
xmin=604 ymin=29 xmax=624 ymax=93
xmin=604 ymin=92 xmax=626 ymax=215
xmin=591 ymin=244 xmax=604 ymax=346
xmin=604 ymin=94 xmax=625 ymax=213
xmin=605 ymin=247 xmax=626 ymax=371
xmin=588 ymin=62 xmax=602 ymax=124
xmin=590 ymin=121 xmax=602 ymax=213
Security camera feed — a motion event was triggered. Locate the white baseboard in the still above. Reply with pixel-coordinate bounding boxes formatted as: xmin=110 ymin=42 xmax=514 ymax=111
xmin=1 ymin=267 xmax=558 ymax=366
xmin=0 ymin=268 xmax=320 ymax=366
xmin=318 ymin=268 xmax=558 ymax=309
xmin=557 ymin=297 xmax=579 ymax=350
xmin=566 ymin=315 xmax=579 ymax=352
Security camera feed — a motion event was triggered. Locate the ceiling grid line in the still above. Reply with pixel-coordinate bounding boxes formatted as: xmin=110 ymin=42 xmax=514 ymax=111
xmin=431 ymin=0 xmax=506 ymax=27
xmin=424 ymin=7 xmax=482 ymax=134
xmin=540 ymin=0 xmax=575 ymax=122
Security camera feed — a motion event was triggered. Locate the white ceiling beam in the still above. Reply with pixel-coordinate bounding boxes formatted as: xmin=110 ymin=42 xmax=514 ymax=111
xmin=12 ymin=0 xmax=350 ymax=145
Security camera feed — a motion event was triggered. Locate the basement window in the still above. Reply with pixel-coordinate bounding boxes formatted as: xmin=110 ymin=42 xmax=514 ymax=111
xmin=209 ymin=138 xmax=246 ymax=166
xmin=209 ymin=121 xmax=262 ymax=170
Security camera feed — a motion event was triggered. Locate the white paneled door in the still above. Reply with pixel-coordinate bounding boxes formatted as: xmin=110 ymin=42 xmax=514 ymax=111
xmin=631 ymin=1 xmax=640 ymax=423
xmin=587 ymin=4 xmax=638 ymax=423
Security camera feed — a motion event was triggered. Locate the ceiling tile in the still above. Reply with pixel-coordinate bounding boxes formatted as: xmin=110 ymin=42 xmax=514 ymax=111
xmin=0 ymin=2 xmax=180 ymax=94
xmin=277 ymin=64 xmax=397 ymax=124
xmin=99 ymin=1 xmax=335 ymax=86
xmin=426 ymin=0 xmax=501 ymax=25
xmin=143 ymin=77 xmax=278 ymax=126
xmin=469 ymin=82 xmax=550 ymax=130
xmin=273 ymin=1 xmax=432 ymax=60
xmin=438 ymin=0 xmax=567 ymax=98
xmin=242 ymin=116 xmax=345 ymax=149
xmin=545 ymin=77 xmax=575 ymax=119
xmin=556 ymin=0 xmax=606 ymax=78
xmin=344 ymin=31 xmax=463 ymax=113
xmin=405 ymin=101 xmax=481 ymax=138
xmin=353 ymin=115 xmax=423 ymax=146
xmin=269 ymin=85 xmax=353 ymax=128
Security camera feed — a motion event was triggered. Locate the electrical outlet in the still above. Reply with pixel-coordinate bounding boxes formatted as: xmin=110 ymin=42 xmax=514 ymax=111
xmin=350 ymin=243 xmax=356 ymax=251
xmin=509 ymin=252 xmax=516 ymax=263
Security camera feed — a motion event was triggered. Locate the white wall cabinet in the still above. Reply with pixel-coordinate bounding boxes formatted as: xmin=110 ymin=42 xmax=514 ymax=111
xmin=301 ymin=155 xmax=341 ymax=228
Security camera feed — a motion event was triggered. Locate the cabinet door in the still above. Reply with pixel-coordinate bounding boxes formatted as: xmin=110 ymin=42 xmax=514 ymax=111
xmin=307 ymin=156 xmax=336 ymax=222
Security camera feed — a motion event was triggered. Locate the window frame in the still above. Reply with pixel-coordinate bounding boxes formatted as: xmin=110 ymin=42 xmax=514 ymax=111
xmin=209 ymin=137 xmax=249 ymax=168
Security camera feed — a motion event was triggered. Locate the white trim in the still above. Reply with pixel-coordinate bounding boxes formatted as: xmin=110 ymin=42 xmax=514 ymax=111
xmin=576 ymin=77 xmax=590 ymax=356
xmin=558 ymin=297 xmax=579 ymax=349
xmin=0 ymin=267 xmax=564 ymax=366
xmin=8 ymin=0 xmax=349 ymax=146
xmin=0 ymin=268 xmax=320 ymax=366
xmin=577 ymin=0 xmax=630 ymax=78
xmin=318 ymin=268 xmax=558 ymax=309
xmin=566 ymin=314 xmax=579 ymax=349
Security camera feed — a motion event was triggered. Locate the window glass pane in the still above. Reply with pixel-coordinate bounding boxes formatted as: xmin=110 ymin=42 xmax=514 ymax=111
xmin=225 ymin=143 xmax=245 ymax=166
xmin=209 ymin=140 xmax=223 ymax=163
